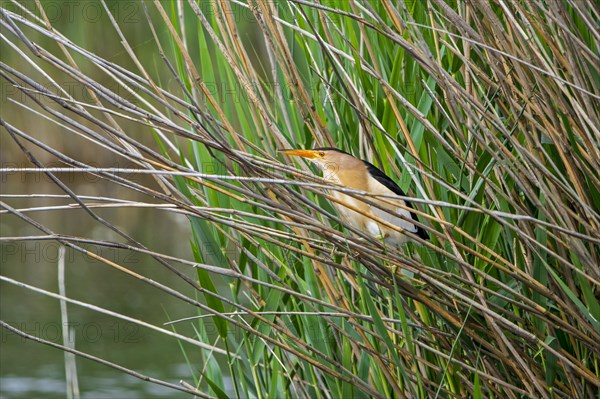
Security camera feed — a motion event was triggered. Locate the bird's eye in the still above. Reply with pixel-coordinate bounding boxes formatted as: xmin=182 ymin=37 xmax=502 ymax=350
xmin=318 ymin=151 xmax=325 ymax=157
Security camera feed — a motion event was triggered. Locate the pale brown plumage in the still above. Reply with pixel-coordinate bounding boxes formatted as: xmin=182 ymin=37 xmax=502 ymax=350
xmin=281 ymin=147 xmax=428 ymax=246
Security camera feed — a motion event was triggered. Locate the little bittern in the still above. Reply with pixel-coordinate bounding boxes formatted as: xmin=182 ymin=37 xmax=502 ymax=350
xmin=281 ymin=147 xmax=429 ymax=246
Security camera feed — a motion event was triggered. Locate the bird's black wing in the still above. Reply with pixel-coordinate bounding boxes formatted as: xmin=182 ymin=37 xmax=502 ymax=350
xmin=363 ymin=161 xmax=429 ymax=240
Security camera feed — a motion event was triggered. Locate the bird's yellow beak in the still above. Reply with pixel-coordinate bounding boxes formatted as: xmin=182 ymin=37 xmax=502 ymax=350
xmin=279 ymin=149 xmax=320 ymax=159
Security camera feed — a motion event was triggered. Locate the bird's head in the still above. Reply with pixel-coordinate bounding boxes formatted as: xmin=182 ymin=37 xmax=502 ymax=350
xmin=280 ymin=147 xmax=355 ymax=181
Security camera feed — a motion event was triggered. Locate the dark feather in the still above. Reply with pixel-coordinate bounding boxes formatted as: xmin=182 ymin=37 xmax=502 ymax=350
xmin=314 ymin=147 xmax=352 ymax=155
xmin=363 ymin=161 xmax=429 ymax=240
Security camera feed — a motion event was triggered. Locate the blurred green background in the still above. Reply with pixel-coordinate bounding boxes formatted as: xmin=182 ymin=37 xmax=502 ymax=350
xmin=1 ymin=1 xmax=210 ymax=397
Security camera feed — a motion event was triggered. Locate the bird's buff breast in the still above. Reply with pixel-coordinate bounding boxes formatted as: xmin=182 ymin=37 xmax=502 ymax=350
xmin=330 ymin=190 xmax=370 ymax=230
xmin=330 ymin=190 xmax=412 ymax=245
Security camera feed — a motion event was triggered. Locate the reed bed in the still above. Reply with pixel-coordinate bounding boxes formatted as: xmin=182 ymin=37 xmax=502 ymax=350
xmin=1 ymin=1 xmax=598 ymax=398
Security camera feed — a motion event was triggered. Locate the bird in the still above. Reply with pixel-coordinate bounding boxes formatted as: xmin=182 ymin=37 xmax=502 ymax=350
xmin=280 ymin=147 xmax=429 ymax=246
